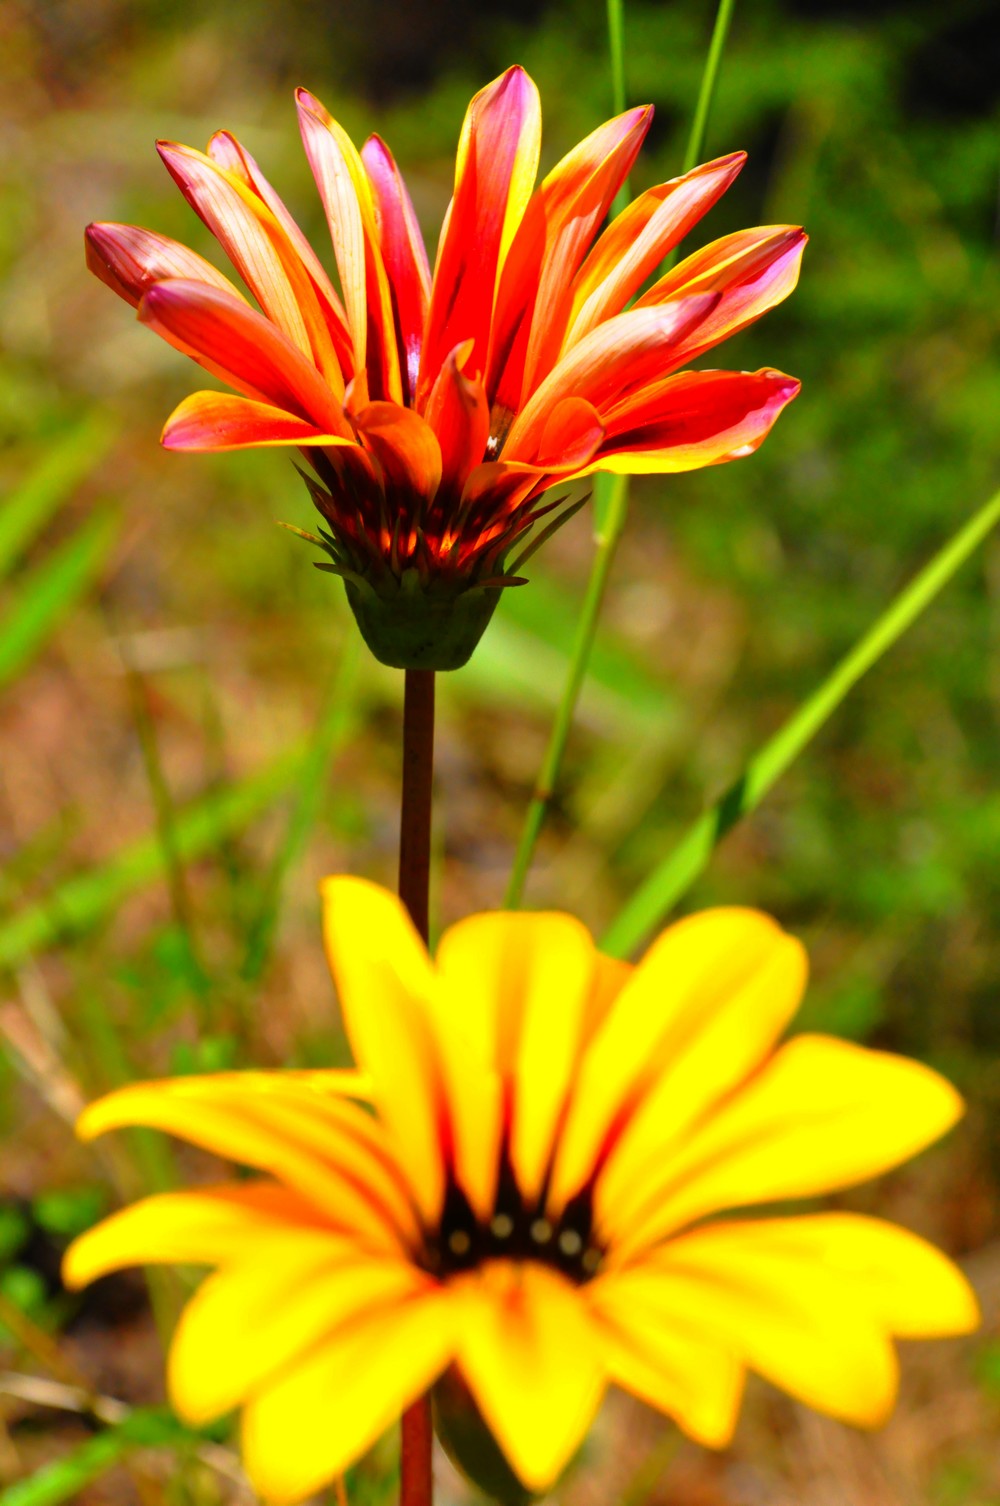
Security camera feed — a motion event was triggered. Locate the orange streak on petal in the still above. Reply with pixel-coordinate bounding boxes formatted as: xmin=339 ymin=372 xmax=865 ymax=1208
xmin=161 ymin=391 xmax=357 ymax=452
xmin=565 ymin=152 xmax=746 ymax=348
xmin=139 ymin=278 xmax=350 ymax=437
xmin=422 ymin=340 xmax=490 ymax=501
xmin=487 ymin=106 xmax=653 ymax=416
xmin=296 ymin=90 xmax=402 ymax=405
xmin=355 ymin=402 xmax=443 ymax=508
xmin=417 ymin=66 xmax=541 ymax=408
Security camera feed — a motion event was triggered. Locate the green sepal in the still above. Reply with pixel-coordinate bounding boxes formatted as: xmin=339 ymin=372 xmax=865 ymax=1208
xmin=343 ymin=570 xmax=502 ymax=671
xmin=433 ymin=1367 xmax=535 ymax=1506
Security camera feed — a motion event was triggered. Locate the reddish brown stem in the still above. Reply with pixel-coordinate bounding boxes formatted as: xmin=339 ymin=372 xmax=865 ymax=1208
xmin=398 ymin=668 xmax=436 ymax=1506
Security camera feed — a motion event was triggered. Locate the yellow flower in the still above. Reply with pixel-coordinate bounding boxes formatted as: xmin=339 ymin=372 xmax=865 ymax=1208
xmin=64 ymin=880 xmax=977 ymax=1503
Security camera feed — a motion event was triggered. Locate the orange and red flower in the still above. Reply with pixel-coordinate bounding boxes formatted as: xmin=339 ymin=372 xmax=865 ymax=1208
xmin=86 ymin=67 xmax=805 ymax=666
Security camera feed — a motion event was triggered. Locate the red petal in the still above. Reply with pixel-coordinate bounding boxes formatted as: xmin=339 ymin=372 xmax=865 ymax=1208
xmin=534 ymin=396 xmax=605 ymax=471
xmin=355 ymin=402 xmax=443 ymax=509
xmin=422 ymin=341 xmax=490 ymax=503
xmin=85 ymin=222 xmax=243 ymax=309
xmin=139 ymin=279 xmax=350 ymax=436
xmin=361 ymin=135 xmax=431 ymax=406
xmin=417 ymin=67 xmax=541 ymax=407
xmin=486 ymin=106 xmax=653 ymax=417
xmin=161 ymin=391 xmax=355 ymax=451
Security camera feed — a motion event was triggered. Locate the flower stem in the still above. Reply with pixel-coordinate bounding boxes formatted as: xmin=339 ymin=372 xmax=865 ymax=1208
xmin=397 ymin=667 xmax=436 ymax=1506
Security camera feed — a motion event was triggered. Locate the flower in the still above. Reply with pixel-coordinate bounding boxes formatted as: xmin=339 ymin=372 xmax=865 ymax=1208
xmin=85 ymin=68 xmax=805 ymax=668
xmin=64 ymin=880 xmax=976 ymax=1503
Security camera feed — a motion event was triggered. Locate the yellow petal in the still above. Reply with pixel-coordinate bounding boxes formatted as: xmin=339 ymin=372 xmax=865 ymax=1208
xmin=435 ymin=910 xmax=598 ymax=1207
xmin=320 ymin=876 xmax=446 ymax=1222
xmin=615 ymin=1225 xmax=900 ymax=1427
xmin=588 ymin=1274 xmax=744 ymax=1447
xmin=715 ymin=1214 xmax=980 ymax=1338
xmin=451 ymin=1260 xmax=605 ymax=1492
xmin=62 ymin=1182 xmax=318 ymax=1289
xmin=616 ymin=1035 xmax=964 ymax=1256
xmin=76 ymin=1072 xmax=418 ymax=1252
xmin=242 ymin=1288 xmax=455 ymax=1504
xmin=551 ymin=908 xmax=805 ymax=1212
xmin=169 ymin=1235 xmax=431 ymax=1422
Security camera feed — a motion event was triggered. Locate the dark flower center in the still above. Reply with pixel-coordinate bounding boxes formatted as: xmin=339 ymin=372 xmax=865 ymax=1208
xmin=423 ymin=1153 xmax=604 ymax=1284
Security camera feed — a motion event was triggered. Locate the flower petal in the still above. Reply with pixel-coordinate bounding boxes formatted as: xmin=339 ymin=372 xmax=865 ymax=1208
xmin=418 ymin=66 xmax=541 ymax=406
xmin=161 ymin=391 xmax=355 ymax=451
xmin=585 ymin=367 xmax=801 ymax=477
xmin=610 ymin=1222 xmax=902 ymax=1428
xmin=588 ymin=1274 xmax=744 ymax=1446
xmin=354 ymin=402 xmax=443 ymax=512
xmin=138 ymin=278 xmax=350 ymax=436
xmin=486 ymin=105 xmax=652 ymax=417
xmin=452 ymin=1260 xmax=605 ymax=1491
xmin=564 ymin=153 xmax=746 ymax=348
xmin=296 ymin=89 xmax=402 ymax=404
xmin=157 ymin=140 xmax=345 ymax=392
xmin=85 ymin=222 xmax=245 ymax=308
xmin=434 ymin=910 xmax=599 ymax=1209
xmin=422 ymin=341 xmax=491 ymax=504
xmin=617 ymin=1036 xmax=965 ymax=1255
xmin=361 ymin=134 xmax=432 ymax=404
xmin=242 ymin=1287 xmax=454 ymax=1505
xmin=169 ymin=1235 xmax=432 ymax=1422
xmin=550 ymin=908 xmax=806 ymax=1216
xmin=207 ymin=128 xmax=354 ymax=377
xmin=503 ymin=295 xmax=719 ymax=463
xmin=320 ymin=877 xmax=446 ymax=1222
xmin=62 ymin=1181 xmax=321 ymax=1289
xmin=636 ymin=226 xmax=807 ymax=369
xmin=74 ymin=1072 xmax=419 ymax=1252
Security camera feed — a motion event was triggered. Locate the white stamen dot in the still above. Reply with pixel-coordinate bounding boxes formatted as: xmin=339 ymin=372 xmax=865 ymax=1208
xmin=490 ymin=1213 xmax=515 ymax=1240
xmin=558 ymin=1228 xmax=583 ymax=1258
xmin=530 ymin=1218 xmax=553 ymax=1245
xmin=448 ymin=1229 xmax=471 ymax=1257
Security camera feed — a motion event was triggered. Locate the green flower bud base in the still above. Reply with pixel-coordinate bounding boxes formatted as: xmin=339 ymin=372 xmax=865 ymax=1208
xmin=343 ymin=570 xmax=503 ymax=671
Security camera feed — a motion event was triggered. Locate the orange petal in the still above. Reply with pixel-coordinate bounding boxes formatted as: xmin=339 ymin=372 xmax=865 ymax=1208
xmin=157 ymin=140 xmax=345 ymax=394
xmin=207 ymin=128 xmax=354 ymax=378
xmin=635 ymin=225 xmax=807 ymax=369
xmin=487 ymin=105 xmax=653 ymax=415
xmin=138 ymin=278 xmax=349 ymax=436
xmin=503 ymin=295 xmax=718 ymax=461
xmin=162 ymin=391 xmax=356 ymax=451
xmin=85 ymin=222 xmax=244 ymax=309
xmin=74 ymin=1072 xmax=420 ymax=1253
xmin=418 ymin=66 xmax=541 ymax=407
xmin=583 ymin=367 xmax=801 ymax=476
xmin=355 ymin=402 xmax=443 ymax=510
xmin=422 ymin=341 xmax=491 ymax=502
xmin=296 ymin=90 xmax=402 ymax=404
xmin=361 ymin=134 xmax=431 ymax=404
xmin=533 ymin=396 xmax=605 ymax=471
xmin=565 ymin=152 xmax=746 ymax=347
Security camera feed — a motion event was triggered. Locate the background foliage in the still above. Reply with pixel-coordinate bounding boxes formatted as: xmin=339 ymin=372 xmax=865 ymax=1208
xmin=0 ymin=0 xmax=997 ymax=1501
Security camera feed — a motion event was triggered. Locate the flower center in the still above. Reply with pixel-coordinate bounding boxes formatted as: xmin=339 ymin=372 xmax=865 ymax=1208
xmin=423 ymin=1166 xmax=604 ymax=1284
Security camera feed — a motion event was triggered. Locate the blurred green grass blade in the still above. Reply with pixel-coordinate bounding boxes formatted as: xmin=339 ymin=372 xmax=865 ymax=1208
xmin=682 ymin=0 xmax=738 ymax=172
xmin=0 ymin=1408 xmax=200 ymax=1506
xmin=0 ymin=415 xmax=116 ymax=581
xmin=0 ymin=511 xmax=118 ymax=691
xmin=0 ymin=751 xmax=303 ymax=973
xmin=242 ymin=634 xmax=362 ymax=982
xmin=602 ymin=484 xmax=1000 ymax=957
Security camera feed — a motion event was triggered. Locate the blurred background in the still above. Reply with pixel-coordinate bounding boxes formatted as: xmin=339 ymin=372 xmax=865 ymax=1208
xmin=1 ymin=0 xmax=998 ymax=1501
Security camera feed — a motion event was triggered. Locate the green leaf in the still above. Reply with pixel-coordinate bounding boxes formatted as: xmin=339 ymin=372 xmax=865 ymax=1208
xmin=602 ymin=484 xmax=1000 ymax=956
xmin=0 ymin=511 xmax=119 ymax=691
xmin=0 ymin=415 xmax=116 ymax=582
xmin=0 ymin=750 xmax=304 ymax=975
